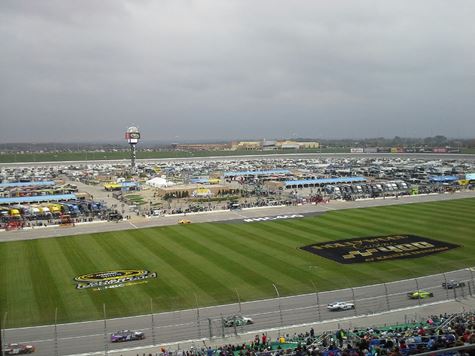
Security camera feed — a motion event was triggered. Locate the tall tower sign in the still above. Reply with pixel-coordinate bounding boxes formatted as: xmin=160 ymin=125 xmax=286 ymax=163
xmin=125 ymin=126 xmax=140 ymax=171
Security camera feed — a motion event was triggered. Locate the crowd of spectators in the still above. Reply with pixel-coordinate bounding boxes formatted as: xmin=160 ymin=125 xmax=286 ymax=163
xmin=128 ymin=312 xmax=475 ymax=356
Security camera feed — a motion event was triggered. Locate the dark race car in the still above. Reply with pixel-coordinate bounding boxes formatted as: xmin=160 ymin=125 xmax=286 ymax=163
xmin=110 ymin=330 xmax=145 ymax=343
xmin=442 ymin=280 xmax=466 ymax=289
xmin=5 ymin=343 xmax=35 ymax=354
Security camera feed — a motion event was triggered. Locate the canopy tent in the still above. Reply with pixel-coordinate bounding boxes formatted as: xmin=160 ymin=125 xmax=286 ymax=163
xmin=146 ymin=177 xmax=176 ymax=188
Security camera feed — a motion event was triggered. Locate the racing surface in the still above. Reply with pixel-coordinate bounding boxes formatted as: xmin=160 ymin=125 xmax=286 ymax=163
xmin=4 ymin=268 xmax=474 ymax=356
xmin=1 ymin=190 xmax=475 ymax=242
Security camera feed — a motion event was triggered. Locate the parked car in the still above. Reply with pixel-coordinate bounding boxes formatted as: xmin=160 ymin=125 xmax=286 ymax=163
xmin=110 ymin=330 xmax=145 ymax=342
xmin=223 ymin=315 xmax=254 ymax=327
xmin=442 ymin=280 xmax=466 ymax=289
xmin=327 ymin=302 xmax=355 ymax=311
xmin=407 ymin=290 xmax=434 ymax=299
xmin=4 ymin=343 xmax=35 ymax=354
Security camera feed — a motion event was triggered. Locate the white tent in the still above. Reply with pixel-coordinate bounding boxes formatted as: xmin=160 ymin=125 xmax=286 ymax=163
xmin=146 ymin=177 xmax=176 ymax=188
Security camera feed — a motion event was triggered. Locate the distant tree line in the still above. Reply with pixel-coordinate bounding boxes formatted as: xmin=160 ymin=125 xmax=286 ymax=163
xmin=319 ymin=136 xmax=475 ymax=148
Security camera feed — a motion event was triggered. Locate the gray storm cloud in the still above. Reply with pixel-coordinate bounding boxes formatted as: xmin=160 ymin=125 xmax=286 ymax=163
xmin=0 ymin=0 xmax=474 ymax=142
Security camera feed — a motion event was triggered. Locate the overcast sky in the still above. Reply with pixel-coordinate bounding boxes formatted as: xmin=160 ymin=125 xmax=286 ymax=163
xmin=1 ymin=1 xmax=474 ymax=143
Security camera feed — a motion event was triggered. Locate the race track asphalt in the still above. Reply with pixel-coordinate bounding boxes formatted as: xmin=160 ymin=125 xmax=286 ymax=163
xmin=2 ymin=191 xmax=475 ymax=355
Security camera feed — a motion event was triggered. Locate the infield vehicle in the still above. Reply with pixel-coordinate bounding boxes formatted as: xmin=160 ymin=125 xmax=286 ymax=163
xmin=110 ymin=330 xmax=145 ymax=342
xmin=4 ymin=343 xmax=35 ymax=354
xmin=442 ymin=280 xmax=466 ymax=289
xmin=223 ymin=315 xmax=254 ymax=327
xmin=178 ymin=219 xmax=192 ymax=224
xmin=327 ymin=301 xmax=355 ymax=311
xmin=407 ymin=290 xmax=434 ymax=299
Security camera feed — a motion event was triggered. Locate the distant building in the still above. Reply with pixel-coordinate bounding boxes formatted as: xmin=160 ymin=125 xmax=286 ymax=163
xmin=276 ymin=141 xmax=320 ymax=149
xmin=231 ymin=141 xmax=262 ymax=150
xmin=230 ymin=140 xmax=319 ymax=151
xmin=174 ymin=143 xmax=230 ymax=151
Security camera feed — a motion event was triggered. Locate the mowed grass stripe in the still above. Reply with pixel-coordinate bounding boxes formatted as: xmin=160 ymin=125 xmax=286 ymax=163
xmin=388 ymin=203 xmax=475 ymax=225
xmin=172 ymin=224 xmax=275 ymax=299
xmin=148 ymin=225 xmax=257 ymax=304
xmin=23 ymin=240 xmax=69 ymax=325
xmin=103 ymin=229 xmax=196 ymax=310
xmin=195 ymin=223 xmax=313 ymax=295
xmin=354 ymin=205 xmax=475 ymax=238
xmin=137 ymin=227 xmax=236 ymax=305
xmin=40 ymin=238 xmax=98 ymax=324
xmin=90 ymin=230 xmax=170 ymax=318
xmin=0 ymin=242 xmax=41 ymax=326
xmin=338 ymin=207 xmax=475 ymax=270
xmin=55 ymin=236 xmax=131 ymax=320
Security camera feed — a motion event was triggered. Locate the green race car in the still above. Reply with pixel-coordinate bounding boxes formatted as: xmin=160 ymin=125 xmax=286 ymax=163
xmin=407 ymin=290 xmax=434 ymax=299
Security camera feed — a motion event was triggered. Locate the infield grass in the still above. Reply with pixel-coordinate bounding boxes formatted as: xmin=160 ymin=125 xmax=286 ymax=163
xmin=1 ymin=198 xmax=475 ymax=327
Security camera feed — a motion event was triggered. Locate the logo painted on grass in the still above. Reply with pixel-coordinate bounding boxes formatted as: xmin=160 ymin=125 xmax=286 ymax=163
xmin=301 ymin=235 xmax=459 ymax=264
xmin=74 ymin=269 xmax=157 ymax=290
xmin=244 ymin=214 xmax=304 ymax=223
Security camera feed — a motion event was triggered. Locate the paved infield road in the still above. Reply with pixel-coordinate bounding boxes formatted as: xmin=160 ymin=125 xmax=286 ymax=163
xmin=1 ymin=190 xmax=475 ymax=242
xmin=3 ymin=268 xmax=475 ymax=356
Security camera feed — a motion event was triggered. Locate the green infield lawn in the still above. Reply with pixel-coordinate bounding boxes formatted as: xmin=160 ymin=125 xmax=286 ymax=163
xmin=1 ymin=198 xmax=475 ymax=327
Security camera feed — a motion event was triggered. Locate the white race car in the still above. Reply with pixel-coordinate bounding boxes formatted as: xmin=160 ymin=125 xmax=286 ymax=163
xmin=327 ymin=301 xmax=355 ymax=311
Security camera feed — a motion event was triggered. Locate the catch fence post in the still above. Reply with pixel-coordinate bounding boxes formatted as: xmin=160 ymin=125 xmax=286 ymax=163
xmin=54 ymin=308 xmax=59 ymax=356
xmin=443 ymin=273 xmax=449 ymax=300
xmin=311 ymin=281 xmax=321 ymax=322
xmin=351 ymin=288 xmax=357 ymax=316
xmin=414 ymin=278 xmax=421 ymax=306
xmin=1 ymin=312 xmax=7 ymax=356
xmin=235 ymin=288 xmax=242 ymax=314
xmin=208 ymin=318 xmax=212 ymax=339
xmin=194 ymin=293 xmax=201 ymax=339
xmin=273 ymin=283 xmax=284 ymax=335
xmin=103 ymin=304 xmax=108 ymax=355
xmin=384 ymin=283 xmax=390 ymax=311
xmin=221 ymin=314 xmax=225 ymax=338
xmin=151 ymin=298 xmax=157 ymax=346
xmin=468 ymin=268 xmax=475 ymax=295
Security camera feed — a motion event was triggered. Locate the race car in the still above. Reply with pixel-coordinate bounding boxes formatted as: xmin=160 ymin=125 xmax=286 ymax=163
xmin=223 ymin=315 xmax=254 ymax=327
xmin=110 ymin=330 xmax=145 ymax=342
xmin=407 ymin=290 xmax=434 ymax=299
xmin=4 ymin=343 xmax=35 ymax=354
xmin=442 ymin=280 xmax=466 ymax=289
xmin=327 ymin=302 xmax=355 ymax=311
xmin=178 ymin=219 xmax=192 ymax=224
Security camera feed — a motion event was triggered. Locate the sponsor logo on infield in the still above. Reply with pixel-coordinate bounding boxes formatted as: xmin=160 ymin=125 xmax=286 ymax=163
xmin=300 ymin=235 xmax=459 ymax=264
xmin=74 ymin=269 xmax=157 ymax=290
xmin=244 ymin=214 xmax=304 ymax=223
